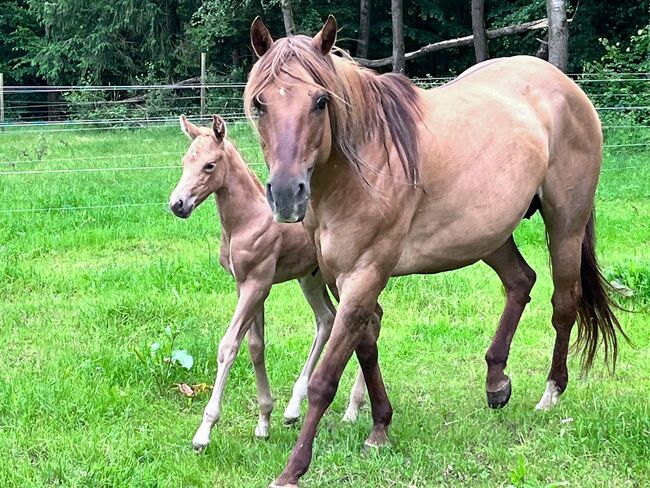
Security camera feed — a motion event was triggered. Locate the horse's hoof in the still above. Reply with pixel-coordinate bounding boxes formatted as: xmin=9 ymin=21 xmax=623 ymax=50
xmin=362 ymin=427 xmax=390 ymax=453
xmin=535 ymin=380 xmax=561 ymax=411
xmin=283 ymin=416 xmax=300 ymax=426
xmin=341 ymin=407 xmax=360 ymax=423
xmin=486 ymin=377 xmax=512 ymax=409
xmin=255 ymin=426 xmax=270 ymax=440
xmin=269 ymin=481 xmax=298 ymax=488
xmin=192 ymin=441 xmax=208 ymax=453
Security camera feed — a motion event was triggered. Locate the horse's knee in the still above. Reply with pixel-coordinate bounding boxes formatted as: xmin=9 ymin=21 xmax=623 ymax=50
xmin=505 ymin=268 xmax=536 ymax=305
xmin=217 ymin=339 xmax=238 ymax=365
xmin=307 ymin=374 xmax=338 ymax=408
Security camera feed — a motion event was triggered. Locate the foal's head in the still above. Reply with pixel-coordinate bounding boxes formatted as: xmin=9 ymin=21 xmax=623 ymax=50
xmin=169 ymin=114 xmax=229 ymax=218
xmin=245 ymin=16 xmax=340 ymax=223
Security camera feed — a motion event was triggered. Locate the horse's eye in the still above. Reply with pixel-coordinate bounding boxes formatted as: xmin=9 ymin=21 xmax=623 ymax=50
xmin=203 ymin=162 xmax=216 ymax=172
xmin=253 ymin=98 xmax=266 ymax=116
xmin=315 ymin=96 xmax=329 ymax=111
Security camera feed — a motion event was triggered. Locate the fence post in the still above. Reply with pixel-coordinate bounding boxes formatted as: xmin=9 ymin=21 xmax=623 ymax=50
xmin=0 ymin=73 xmax=4 ymax=131
xmin=200 ymin=53 xmax=206 ymax=118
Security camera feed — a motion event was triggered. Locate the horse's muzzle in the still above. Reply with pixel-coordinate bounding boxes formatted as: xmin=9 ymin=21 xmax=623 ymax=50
xmin=266 ymin=176 xmax=309 ymax=223
xmin=169 ymin=198 xmax=194 ymax=219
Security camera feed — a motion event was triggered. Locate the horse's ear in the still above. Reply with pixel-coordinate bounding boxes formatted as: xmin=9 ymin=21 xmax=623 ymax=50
xmin=212 ymin=114 xmax=226 ymax=142
xmin=179 ymin=114 xmax=201 ymax=140
xmin=251 ymin=16 xmax=273 ymax=57
xmin=312 ymin=15 xmax=337 ymax=55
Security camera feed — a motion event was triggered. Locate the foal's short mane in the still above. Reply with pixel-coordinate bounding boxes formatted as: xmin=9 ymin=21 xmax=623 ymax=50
xmin=245 ymin=35 xmax=422 ymax=185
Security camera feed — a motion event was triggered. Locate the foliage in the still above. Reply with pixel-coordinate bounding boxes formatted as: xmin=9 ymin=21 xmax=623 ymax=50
xmin=582 ymin=26 xmax=650 ymax=124
xmin=133 ymin=326 xmax=195 ymax=394
xmin=1 ymin=0 xmax=647 ymax=88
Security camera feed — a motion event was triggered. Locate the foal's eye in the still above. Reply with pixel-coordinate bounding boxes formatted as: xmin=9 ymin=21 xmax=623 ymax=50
xmin=314 ymin=96 xmax=329 ymax=111
xmin=203 ymin=162 xmax=216 ymax=172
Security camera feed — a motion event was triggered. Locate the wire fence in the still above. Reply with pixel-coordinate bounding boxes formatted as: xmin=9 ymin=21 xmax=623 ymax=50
xmin=0 ymin=74 xmax=648 ymax=215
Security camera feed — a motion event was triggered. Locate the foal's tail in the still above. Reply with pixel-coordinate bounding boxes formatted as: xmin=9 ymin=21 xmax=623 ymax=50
xmin=575 ymin=211 xmax=629 ymax=371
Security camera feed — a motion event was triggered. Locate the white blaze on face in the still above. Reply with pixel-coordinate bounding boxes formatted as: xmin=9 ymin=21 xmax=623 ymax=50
xmin=279 ymin=86 xmax=287 ymax=97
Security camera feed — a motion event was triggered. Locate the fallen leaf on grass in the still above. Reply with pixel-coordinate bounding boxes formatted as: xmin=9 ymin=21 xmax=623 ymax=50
xmin=175 ymin=383 xmax=195 ymax=397
xmin=192 ymin=383 xmax=213 ymax=394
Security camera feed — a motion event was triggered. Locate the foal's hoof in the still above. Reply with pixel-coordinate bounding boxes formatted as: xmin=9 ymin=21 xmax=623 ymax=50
xmin=283 ymin=416 xmax=300 ymax=426
xmin=486 ymin=377 xmax=512 ymax=409
xmin=269 ymin=481 xmax=298 ymax=488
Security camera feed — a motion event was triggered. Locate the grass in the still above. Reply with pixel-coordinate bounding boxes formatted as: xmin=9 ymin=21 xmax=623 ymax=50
xmin=0 ymin=121 xmax=648 ymax=488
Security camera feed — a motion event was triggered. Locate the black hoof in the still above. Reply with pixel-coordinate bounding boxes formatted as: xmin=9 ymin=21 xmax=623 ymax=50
xmin=486 ymin=377 xmax=512 ymax=409
xmin=283 ymin=416 xmax=299 ymax=426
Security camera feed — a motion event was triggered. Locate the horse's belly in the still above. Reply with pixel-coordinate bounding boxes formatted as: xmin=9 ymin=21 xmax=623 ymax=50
xmin=392 ymin=191 xmax=536 ymax=276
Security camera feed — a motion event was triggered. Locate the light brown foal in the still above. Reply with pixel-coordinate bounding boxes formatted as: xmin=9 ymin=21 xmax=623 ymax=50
xmin=246 ymin=16 xmax=627 ymax=487
xmin=169 ymin=115 xmax=366 ymax=449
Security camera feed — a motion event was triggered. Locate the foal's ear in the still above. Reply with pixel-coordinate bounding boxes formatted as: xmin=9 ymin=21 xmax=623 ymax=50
xmin=312 ymin=15 xmax=337 ymax=55
xmin=179 ymin=114 xmax=202 ymax=140
xmin=251 ymin=16 xmax=273 ymax=57
xmin=212 ymin=114 xmax=226 ymax=142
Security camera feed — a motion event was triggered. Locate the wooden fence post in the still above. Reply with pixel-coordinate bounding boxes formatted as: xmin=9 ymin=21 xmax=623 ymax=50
xmin=0 ymin=73 xmax=4 ymax=131
xmin=200 ymin=53 xmax=207 ymax=118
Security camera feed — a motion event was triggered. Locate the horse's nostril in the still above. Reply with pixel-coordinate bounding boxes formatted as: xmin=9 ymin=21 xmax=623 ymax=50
xmin=296 ymin=182 xmax=307 ymax=200
xmin=172 ymin=199 xmax=183 ymax=212
xmin=266 ymin=183 xmax=275 ymax=204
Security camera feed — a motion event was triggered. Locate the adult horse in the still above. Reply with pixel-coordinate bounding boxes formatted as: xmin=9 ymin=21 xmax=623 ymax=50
xmin=245 ymin=16 xmax=626 ymax=487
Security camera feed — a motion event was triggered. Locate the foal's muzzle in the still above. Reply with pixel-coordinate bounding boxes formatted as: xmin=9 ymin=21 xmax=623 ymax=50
xmin=169 ymin=197 xmax=194 ymax=219
xmin=266 ymin=176 xmax=310 ymax=223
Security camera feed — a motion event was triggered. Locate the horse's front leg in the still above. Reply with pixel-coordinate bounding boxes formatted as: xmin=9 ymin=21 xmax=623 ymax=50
xmin=272 ymin=268 xmax=387 ymax=488
xmin=192 ymin=279 xmax=271 ymax=451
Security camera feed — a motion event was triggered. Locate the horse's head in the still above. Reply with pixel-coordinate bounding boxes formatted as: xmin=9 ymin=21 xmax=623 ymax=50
xmin=246 ymin=16 xmax=339 ymax=223
xmin=169 ymin=114 xmax=229 ymax=218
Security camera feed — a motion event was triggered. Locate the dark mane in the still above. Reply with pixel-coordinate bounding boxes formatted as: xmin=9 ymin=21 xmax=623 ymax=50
xmin=245 ymin=35 xmax=422 ymax=186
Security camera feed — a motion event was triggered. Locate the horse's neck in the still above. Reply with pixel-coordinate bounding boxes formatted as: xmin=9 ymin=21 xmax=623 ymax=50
xmin=215 ymin=146 xmax=267 ymax=236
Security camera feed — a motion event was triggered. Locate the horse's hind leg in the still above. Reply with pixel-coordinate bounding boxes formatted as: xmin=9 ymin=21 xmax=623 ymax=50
xmin=248 ymin=308 xmax=274 ymax=439
xmin=482 ymin=236 xmax=536 ymax=408
xmin=536 ymin=227 xmax=585 ymax=410
xmin=284 ymin=270 xmax=336 ymax=423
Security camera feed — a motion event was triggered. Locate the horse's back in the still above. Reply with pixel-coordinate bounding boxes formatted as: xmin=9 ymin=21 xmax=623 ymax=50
xmin=394 ymin=56 xmax=601 ymax=275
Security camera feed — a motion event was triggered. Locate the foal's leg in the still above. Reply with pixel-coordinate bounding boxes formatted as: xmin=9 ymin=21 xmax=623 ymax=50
xmin=272 ymin=269 xmax=386 ymax=487
xmin=482 ymin=236 xmax=536 ymax=408
xmin=248 ymin=308 xmax=274 ymax=439
xmin=342 ymin=368 xmax=366 ymax=422
xmin=284 ymin=271 xmax=336 ymax=423
xmin=192 ymin=281 xmax=271 ymax=451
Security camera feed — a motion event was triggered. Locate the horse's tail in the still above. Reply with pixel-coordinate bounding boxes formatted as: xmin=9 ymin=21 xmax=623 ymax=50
xmin=575 ymin=211 xmax=629 ymax=371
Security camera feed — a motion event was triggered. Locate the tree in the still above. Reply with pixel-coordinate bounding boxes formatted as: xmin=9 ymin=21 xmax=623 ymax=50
xmin=471 ymin=0 xmax=489 ymax=62
xmin=357 ymin=0 xmax=371 ymax=58
xmin=547 ymin=0 xmax=568 ymax=71
xmin=391 ymin=0 xmax=405 ymax=73
xmin=280 ymin=0 xmax=296 ymax=36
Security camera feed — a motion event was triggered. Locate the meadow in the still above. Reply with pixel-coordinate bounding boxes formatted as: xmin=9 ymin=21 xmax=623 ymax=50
xmin=0 ymin=120 xmax=648 ymax=487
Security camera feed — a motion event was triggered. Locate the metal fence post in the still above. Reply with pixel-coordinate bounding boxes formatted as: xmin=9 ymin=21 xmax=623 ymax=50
xmin=0 ymin=73 xmax=4 ymax=131
xmin=200 ymin=53 xmax=206 ymax=118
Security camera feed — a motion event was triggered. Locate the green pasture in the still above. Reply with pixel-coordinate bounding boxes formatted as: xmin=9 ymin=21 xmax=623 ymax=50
xmin=0 ymin=121 xmax=648 ymax=487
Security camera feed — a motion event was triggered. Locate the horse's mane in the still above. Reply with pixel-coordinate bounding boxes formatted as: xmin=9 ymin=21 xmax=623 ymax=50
xmin=245 ymin=35 xmax=422 ymax=186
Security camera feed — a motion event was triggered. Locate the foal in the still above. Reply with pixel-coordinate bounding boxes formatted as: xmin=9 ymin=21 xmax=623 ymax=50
xmin=169 ymin=114 xmax=365 ymax=449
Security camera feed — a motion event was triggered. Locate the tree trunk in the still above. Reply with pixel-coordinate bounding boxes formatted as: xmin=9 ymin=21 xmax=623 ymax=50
xmin=391 ymin=0 xmax=405 ymax=73
xmin=471 ymin=0 xmax=489 ymax=63
xmin=356 ymin=17 xmax=554 ymax=68
xmin=357 ymin=0 xmax=371 ymax=58
xmin=280 ymin=0 xmax=296 ymax=36
xmin=547 ymin=0 xmax=568 ymax=72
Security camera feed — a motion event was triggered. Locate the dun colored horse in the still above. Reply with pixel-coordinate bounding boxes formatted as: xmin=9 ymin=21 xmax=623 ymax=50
xmin=245 ymin=16 xmax=627 ymax=487
xmin=169 ymin=114 xmax=367 ymax=450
